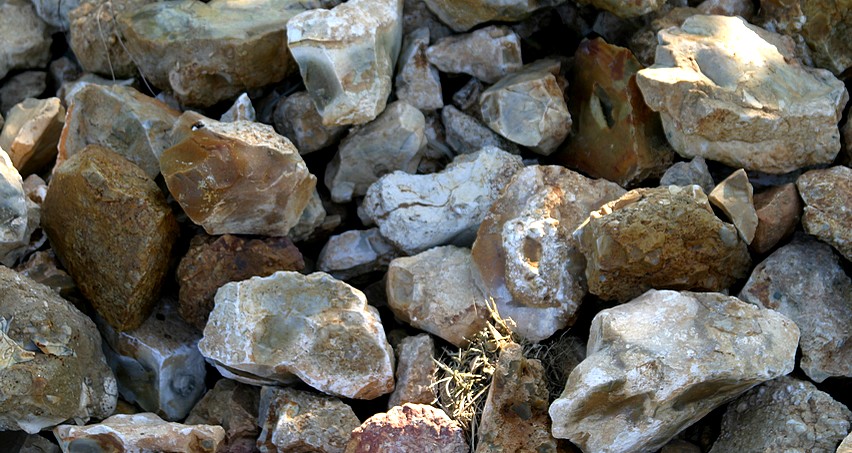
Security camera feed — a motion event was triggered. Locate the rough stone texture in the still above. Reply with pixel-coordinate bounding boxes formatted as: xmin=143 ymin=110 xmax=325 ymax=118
xmin=273 ymin=91 xmax=347 ymax=155
xmin=402 ymin=0 xmax=451 ymax=41
xmin=558 ymin=38 xmax=672 ymax=186
xmin=699 ymin=0 xmax=754 ymax=17
xmin=471 ymin=166 xmax=625 ymax=341
xmin=257 ymin=386 xmax=361 ymax=453
xmin=660 ymin=157 xmax=715 ymax=194
xmin=396 ymin=27 xmax=444 ymax=111
xmin=442 ymin=105 xmax=520 ymax=155
xmin=636 ymin=15 xmax=849 ymax=174
xmin=288 ymin=188 xmax=337 ymax=243
xmin=796 ymin=166 xmax=852 ymax=260
xmin=176 ymin=233 xmax=305 ymax=331
xmin=750 ymin=183 xmax=802 ymax=254
xmin=422 ymin=0 xmax=567 ymax=32
xmin=0 ymin=0 xmax=51 ymax=80
xmin=185 ymin=379 xmax=261 ymax=453
xmin=426 ymin=26 xmax=522 ymax=84
xmin=54 ymin=413 xmax=225 ymax=452
xmin=1 ymin=173 xmax=44 ymax=267
xmin=58 ymin=84 xmax=179 ymax=179
xmin=578 ymin=0 xmax=665 ymax=18
xmin=0 ymin=431 xmax=61 ymax=453
xmin=388 ymin=334 xmax=437 ymax=408
xmin=359 ymin=147 xmax=523 ymax=254
xmin=386 ymin=246 xmax=488 ymax=347
xmin=317 ymin=228 xmax=400 ymax=281
xmin=708 ymin=169 xmax=758 ymax=244
xmin=15 ymin=249 xmax=77 ymax=301
xmin=575 ymin=185 xmax=752 ymax=302
xmin=161 ymin=111 xmax=316 ymax=236
xmin=0 ymin=267 xmax=117 ymax=433
xmin=57 ymin=74 xmax=134 ymax=106
xmin=710 ymin=377 xmax=852 ymax=453
xmin=32 ymin=0 xmax=81 ymax=30
xmin=198 ymin=271 xmax=395 ymax=399
xmin=42 ymin=145 xmax=179 ymax=331
xmin=840 ymin=433 xmax=852 ymax=453
xmin=549 ymin=290 xmax=800 ymax=453
xmin=0 ymin=71 xmax=46 ymax=115
xmin=740 ymin=237 xmax=852 ymax=383
xmin=346 ymin=403 xmax=468 ymax=453
xmin=476 ymin=343 xmax=556 ymax=453
xmin=452 ymin=77 xmax=484 ymax=113
xmin=0 ymin=147 xmax=31 ymax=265
xmin=325 ymin=101 xmax=426 ymax=203
xmin=288 ymin=0 xmax=403 ymax=126
xmin=0 ymin=98 xmax=64 ymax=177
xmin=220 ymin=93 xmax=256 ymax=123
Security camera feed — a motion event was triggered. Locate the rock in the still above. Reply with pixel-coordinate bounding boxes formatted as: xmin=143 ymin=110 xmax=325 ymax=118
xmin=740 ymin=237 xmax=852 ymax=382
xmin=422 ymin=0 xmax=567 ymax=32
xmin=1 ymin=173 xmax=44 ymax=267
xmin=186 ymin=379 xmax=261 ymax=453
xmin=451 ymin=78 xmax=484 ymax=113
xmin=288 ymin=188 xmax=337 ymax=243
xmin=42 ymin=145 xmax=179 ymax=331
xmin=31 ymin=0 xmax=81 ymax=30
xmin=176 ymin=233 xmax=305 ymax=331
xmin=471 ymin=165 xmax=625 ymax=341
xmin=386 ymin=246 xmax=488 ymax=347
xmin=840 ymin=433 xmax=852 ymax=453
xmin=388 ymin=334 xmax=437 ymax=408
xmin=0 ymin=71 xmax=46 ymax=115
xmin=557 ymin=38 xmax=672 ymax=187
xmin=710 ymin=376 xmax=852 ymax=453
xmin=662 ymin=440 xmax=702 ymax=453
xmin=220 ymin=93 xmax=256 ymax=123
xmin=0 ymin=267 xmax=117 ymax=433
xmin=317 ymin=228 xmax=400 ymax=281
xmin=480 ymin=59 xmax=571 ymax=155
xmin=54 ymin=413 xmax=225 ymax=452
xmin=0 ymin=98 xmax=64 ymax=176
xmin=288 ymin=0 xmax=403 ymax=126
xmin=57 ymin=73 xmax=134 ymax=106
xmin=698 ymin=0 xmax=754 ymax=18
xmin=161 ymin=111 xmax=316 ymax=236
xmin=0 ymin=0 xmax=51 ymax=80
xmin=273 ymin=91 xmax=348 ymax=155
xmin=402 ymin=0 xmax=451 ymax=41
xmin=627 ymin=6 xmax=697 ymax=68
xmin=198 ymin=271 xmax=395 ymax=399
xmin=0 ymin=431 xmax=61 ymax=453
xmin=49 ymin=57 xmax=82 ymax=89
xmin=549 ymin=289 xmax=800 ymax=453
xmin=419 ymin=112 xmax=454 ymax=172
xmin=346 ymin=403 xmax=468 ymax=453
xmin=58 ymin=84 xmax=180 ymax=179
xmin=796 ymin=166 xmax=852 ymax=260
xmin=577 ymin=0 xmax=665 ymax=18
xmin=0 ymin=147 xmax=31 ymax=264
xmin=14 ymin=250 xmax=77 ymax=300
xmin=396 ymin=28 xmax=444 ymax=111
xmin=359 ymin=147 xmax=523 ymax=254
xmin=426 ymin=25 xmax=522 ymax=84
xmin=257 ymin=386 xmax=361 ymax=453
xmin=476 ymin=342 xmax=556 ymax=453
xmin=708 ymin=169 xmax=758 ymax=243
xmin=325 ymin=101 xmax=426 ymax=203
xmin=750 ymin=183 xmax=802 ymax=254
xmin=636 ymin=15 xmax=849 ymax=174
xmin=442 ymin=105 xmax=520 ymax=155
xmin=575 ymin=185 xmax=752 ymax=302
xmin=660 ymin=157 xmax=715 ymax=194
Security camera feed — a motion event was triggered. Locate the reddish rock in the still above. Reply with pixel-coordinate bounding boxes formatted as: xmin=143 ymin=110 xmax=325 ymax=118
xmin=750 ymin=183 xmax=802 ymax=254
xmin=345 ymin=403 xmax=468 ymax=453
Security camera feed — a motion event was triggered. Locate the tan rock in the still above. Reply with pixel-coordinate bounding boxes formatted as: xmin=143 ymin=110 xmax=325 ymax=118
xmin=709 ymin=169 xmax=758 ymax=243
xmin=0 ymin=0 xmax=51 ymax=80
xmin=627 ymin=6 xmax=697 ymax=67
xmin=659 ymin=156 xmax=715 ymax=194
xmin=317 ymin=228 xmax=400 ymax=282
xmin=442 ymin=105 xmax=520 ymax=155
xmin=185 ymin=379 xmax=261 ymax=453
xmin=388 ymin=334 xmax=437 ymax=408
xmin=54 ymin=413 xmax=225 ymax=452
xmin=396 ymin=27 xmax=443 ymax=111
xmin=346 ymin=404 xmax=468 ymax=453
xmin=0 ymin=98 xmax=64 ymax=176
xmin=750 ymin=183 xmax=802 ymax=254
xmin=426 ymin=25 xmax=522 ymax=84
xmin=273 ymin=91 xmax=348 ymax=155
xmin=796 ymin=166 xmax=852 ymax=260
xmin=422 ymin=0 xmax=567 ymax=32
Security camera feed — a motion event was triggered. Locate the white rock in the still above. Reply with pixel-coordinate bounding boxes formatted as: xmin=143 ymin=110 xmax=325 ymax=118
xmin=317 ymin=228 xmax=401 ymax=281
xmin=426 ymin=25 xmax=522 ymax=84
xmin=220 ymin=93 xmax=256 ymax=123
xmin=395 ymin=27 xmax=443 ymax=111
xmin=54 ymin=413 xmax=225 ymax=452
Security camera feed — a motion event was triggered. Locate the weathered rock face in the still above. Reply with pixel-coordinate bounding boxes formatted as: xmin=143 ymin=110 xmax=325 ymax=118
xmin=558 ymin=38 xmax=671 ymax=186
xmin=15 ymin=249 xmax=77 ymax=301
xmin=660 ymin=157 xmax=715 ymax=194
xmin=750 ymin=183 xmax=802 ymax=254
xmin=325 ymin=101 xmax=426 ymax=203
xmin=220 ymin=93 xmax=256 ymax=123
xmin=198 ymin=271 xmax=395 ymax=399
xmin=0 ymin=0 xmax=51 ymax=80
xmin=442 ymin=105 xmax=520 ymax=155
xmin=796 ymin=166 xmax=851 ymax=260
xmin=575 ymin=185 xmax=752 ymax=302
xmin=396 ymin=28 xmax=444 ymax=111
xmin=31 ymin=0 xmax=81 ymax=30
xmin=346 ymin=403 xmax=468 ymax=453
xmin=58 ymin=84 xmax=179 ymax=179
xmin=636 ymin=15 xmax=849 ymax=174
xmin=386 ymin=246 xmax=489 ymax=347
xmin=288 ymin=0 xmax=403 ymax=126
xmin=710 ymin=376 xmax=852 ymax=453
xmin=388 ymin=334 xmax=437 ymax=408
xmin=426 ymin=26 xmax=523 ymax=84
xmin=161 ymin=111 xmax=316 ymax=236
xmin=0 ymin=147 xmax=30 ymax=264
xmin=359 ymin=147 xmax=523 ymax=254
xmin=708 ymin=169 xmax=758 ymax=243
xmin=0 ymin=97 xmax=64 ymax=177
xmin=422 ymin=0 xmax=567 ymax=32
xmin=42 ymin=145 xmax=179 ymax=331
xmin=176 ymin=233 xmax=305 ymax=331
xmin=317 ymin=228 xmax=400 ymax=282
xmin=273 ymin=91 xmax=348 ymax=155
xmin=0 ymin=71 xmax=47 ymax=116
xmin=740 ymin=237 xmax=852 ymax=383
xmin=0 ymin=431 xmax=61 ymax=453
xmin=289 ymin=188 xmax=338 ymax=243
xmin=471 ymin=166 xmax=625 ymax=341
xmin=257 ymin=386 xmax=361 ymax=453
xmin=0 ymin=267 xmax=117 ymax=433
xmin=577 ymin=0 xmax=665 ymax=18
xmin=549 ymin=290 xmax=800 ymax=453
xmin=840 ymin=433 xmax=852 ymax=453
xmin=185 ymin=379 xmax=260 ymax=453
xmin=54 ymin=413 xmax=226 ymax=452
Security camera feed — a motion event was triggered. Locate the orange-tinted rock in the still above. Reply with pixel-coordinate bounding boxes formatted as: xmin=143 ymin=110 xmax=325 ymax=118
xmin=750 ymin=183 xmax=802 ymax=254
xmin=346 ymin=404 xmax=468 ymax=453
xmin=0 ymin=97 xmax=64 ymax=176
xmin=42 ymin=145 xmax=178 ymax=331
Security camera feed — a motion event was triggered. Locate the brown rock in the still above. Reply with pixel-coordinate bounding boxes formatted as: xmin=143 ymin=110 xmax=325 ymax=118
xmin=185 ymin=379 xmax=261 ymax=453
xmin=750 ymin=183 xmax=802 ymax=254
xmin=388 ymin=334 xmax=438 ymax=409
xmin=796 ymin=166 xmax=852 ymax=260
xmin=0 ymin=97 xmax=64 ymax=176
xmin=346 ymin=403 xmax=468 ymax=453
xmin=708 ymin=169 xmax=758 ymax=244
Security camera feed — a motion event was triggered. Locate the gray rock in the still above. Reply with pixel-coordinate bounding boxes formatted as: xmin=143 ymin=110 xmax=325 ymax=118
xmin=388 ymin=334 xmax=437 ymax=408
xmin=0 ymin=431 xmax=60 ymax=453
xmin=451 ymin=77 xmax=484 ymax=113
xmin=426 ymin=25 xmax=522 ymax=84
xmin=289 ymin=188 xmax=334 ymax=243
xmin=576 ymin=0 xmax=665 ymax=18
xmin=0 ymin=0 xmax=51 ymax=80
xmin=273 ymin=91 xmax=348 ymax=155
xmin=0 ymin=98 xmax=64 ymax=177
xmin=660 ymin=157 xmax=715 ymax=194
xmin=0 ymin=71 xmax=46 ymax=115
xmin=422 ymin=0 xmax=567 ymax=32
xmin=402 ymin=0 xmax=452 ymax=42
xmin=220 ymin=93 xmax=256 ymax=123
xmin=57 ymin=73 xmax=134 ymax=107
xmin=442 ymin=105 xmax=520 ymax=155
xmin=0 ymin=147 xmax=31 ymax=258
xmin=31 ymin=0 xmax=81 ymax=30
xmin=185 ymin=379 xmax=260 ymax=453
xmin=796 ymin=166 xmax=852 ymax=261
xmin=317 ymin=228 xmax=401 ymax=281
xmin=708 ymin=169 xmax=758 ymax=244
xmin=54 ymin=413 xmax=225 ymax=452
xmin=395 ymin=28 xmax=443 ymax=111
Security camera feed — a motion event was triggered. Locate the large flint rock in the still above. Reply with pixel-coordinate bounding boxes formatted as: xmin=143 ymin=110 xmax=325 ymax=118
xmin=422 ymin=0 xmax=567 ymax=32
xmin=426 ymin=25 xmax=523 ymax=84
xmin=549 ymin=290 xmax=800 ymax=453
xmin=346 ymin=404 xmax=468 ymax=453
xmin=198 ymin=271 xmax=395 ymax=399
xmin=750 ymin=183 xmax=802 ymax=254
xmin=796 ymin=166 xmax=852 ymax=261
xmin=0 ymin=97 xmax=64 ymax=177
xmin=636 ymin=15 xmax=849 ymax=174
xmin=0 ymin=0 xmax=51 ymax=80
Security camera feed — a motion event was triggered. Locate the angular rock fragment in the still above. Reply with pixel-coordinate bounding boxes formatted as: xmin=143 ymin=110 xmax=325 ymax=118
xmin=15 ymin=250 xmax=77 ymax=300
xmin=708 ymin=169 xmax=757 ymax=243
xmin=161 ymin=111 xmax=316 ymax=236
xmin=57 ymin=73 xmax=134 ymax=106
xmin=422 ymin=0 xmax=567 ymax=32
xmin=54 ymin=413 xmax=225 ymax=452
xmin=220 ymin=93 xmax=256 ymax=123
xmin=388 ymin=334 xmax=437 ymax=408
xmin=198 ymin=271 xmax=395 ymax=399
xmin=273 ymin=91 xmax=348 ymax=155
xmin=1 ymin=173 xmax=44 ymax=267
xmin=402 ymin=0 xmax=451 ymax=41
xmin=636 ymin=15 xmax=849 ymax=174
xmin=451 ymin=78 xmax=484 ymax=113
xmin=346 ymin=403 xmax=468 ymax=453
xmin=0 ymin=98 xmax=64 ymax=176
xmin=0 ymin=71 xmax=46 ymax=115
xmin=796 ymin=166 xmax=852 ymax=260
xmin=396 ymin=28 xmax=443 ymax=111
xmin=0 ymin=147 xmax=32 ymax=265
xmin=750 ymin=183 xmax=802 ymax=254
xmin=840 ymin=433 xmax=852 ymax=453
xmin=317 ymin=228 xmax=400 ymax=282
xmin=288 ymin=188 xmax=338 ymax=243
xmin=442 ymin=105 xmax=520 ymax=155
xmin=31 ymin=0 xmax=81 ymax=30
xmin=698 ymin=0 xmax=754 ymax=18
xmin=185 ymin=379 xmax=260 ymax=453
xmin=0 ymin=431 xmax=60 ymax=453
xmin=0 ymin=0 xmax=51 ymax=80
xmin=426 ymin=26 xmax=522 ymax=84
xmin=549 ymin=290 xmax=800 ymax=453
xmin=660 ymin=157 xmax=715 ymax=194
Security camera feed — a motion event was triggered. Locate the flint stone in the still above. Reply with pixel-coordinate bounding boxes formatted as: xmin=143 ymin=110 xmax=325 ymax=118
xmin=796 ymin=166 xmax=852 ymax=260
xmin=0 ymin=431 xmax=60 ymax=453
xmin=0 ymin=267 xmax=117 ymax=433
xmin=0 ymin=147 xmax=31 ymax=263
xmin=471 ymin=165 xmax=625 ymax=342
xmin=186 ymin=379 xmax=260 ymax=453
xmin=708 ymin=169 xmax=758 ymax=243
xmin=549 ymin=289 xmax=800 ymax=453
xmin=57 ymin=74 xmax=134 ymax=107
xmin=288 ymin=0 xmax=403 ymax=126
xmin=698 ymin=0 xmax=754 ymax=18
xmin=257 ymin=386 xmax=360 ymax=453
xmin=42 ymin=145 xmax=179 ymax=331
xmin=426 ymin=25 xmax=523 ymax=84
xmin=740 ymin=237 xmax=852 ymax=382
xmin=54 ymin=413 xmax=225 ymax=453
xmin=273 ymin=91 xmax=347 ymax=155
xmin=15 ymin=250 xmax=77 ymax=300
xmin=659 ymin=157 xmax=715 ymax=194
xmin=577 ymin=0 xmax=665 ymax=18
xmin=0 ymin=98 xmax=64 ymax=177
xmin=442 ymin=105 xmax=520 ymax=155
xmin=317 ymin=228 xmax=400 ymax=281
xmin=220 ymin=93 xmax=256 ymax=123
xmin=396 ymin=28 xmax=444 ymax=111
xmin=710 ymin=376 xmax=852 ymax=453
xmin=325 ymin=101 xmax=426 ymax=203
xmin=0 ymin=0 xmax=51 ymax=80
xmin=288 ymin=188 xmax=336 ymax=243
xmin=32 ymin=0 xmax=81 ymax=30
xmin=422 ymin=0 xmax=567 ymax=32
xmin=1 ymin=173 xmax=44 ymax=267
xmin=161 ymin=111 xmax=316 ymax=236
xmin=575 ymin=185 xmax=752 ymax=302
xmin=0 ymin=71 xmax=47 ymax=115
xmin=403 ymin=0 xmax=451 ymax=40
xmin=840 ymin=433 xmax=852 ymax=453
xmin=636 ymin=15 xmax=849 ymax=174
xmin=198 ymin=271 xmax=395 ymax=399
xmin=388 ymin=334 xmax=437 ymax=408
xmin=345 ymin=403 xmax=468 ymax=453
xmin=359 ymin=147 xmax=523 ymax=254
xmin=750 ymin=183 xmax=802 ymax=254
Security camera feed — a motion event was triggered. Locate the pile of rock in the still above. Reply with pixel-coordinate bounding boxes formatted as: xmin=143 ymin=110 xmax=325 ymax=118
xmin=1 ymin=0 xmax=851 ymax=451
